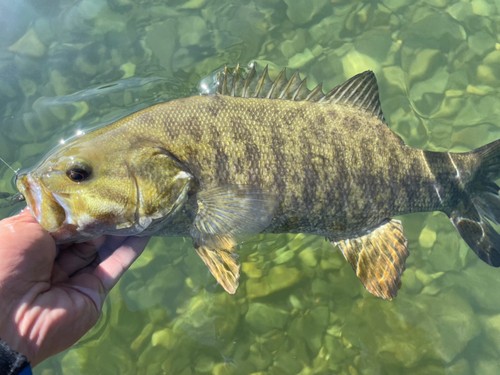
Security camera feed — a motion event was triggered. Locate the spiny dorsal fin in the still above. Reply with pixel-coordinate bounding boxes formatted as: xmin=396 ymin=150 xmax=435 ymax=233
xmin=216 ymin=65 xmax=386 ymax=122
xmin=332 ymin=219 xmax=409 ymax=300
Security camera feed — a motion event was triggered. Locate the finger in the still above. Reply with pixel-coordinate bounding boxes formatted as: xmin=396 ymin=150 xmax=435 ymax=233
xmin=0 ymin=209 xmax=56 ymax=282
xmin=63 ymin=272 xmax=108 ymax=314
xmin=96 ymin=236 xmax=130 ymax=261
xmin=54 ymin=236 xmax=106 ymax=280
xmin=58 ymin=237 xmax=150 ymax=314
xmin=0 ymin=209 xmax=50 ymax=247
xmin=93 ymin=236 xmax=150 ymax=293
xmin=54 ymin=236 xmax=139 ymax=285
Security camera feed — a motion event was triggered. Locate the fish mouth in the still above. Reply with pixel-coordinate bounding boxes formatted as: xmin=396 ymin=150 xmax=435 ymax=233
xmin=16 ymin=173 xmax=69 ymax=234
xmin=16 ymin=173 xmax=43 ymax=222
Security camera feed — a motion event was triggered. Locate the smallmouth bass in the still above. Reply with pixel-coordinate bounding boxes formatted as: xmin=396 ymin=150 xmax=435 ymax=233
xmin=15 ymin=66 xmax=500 ymax=299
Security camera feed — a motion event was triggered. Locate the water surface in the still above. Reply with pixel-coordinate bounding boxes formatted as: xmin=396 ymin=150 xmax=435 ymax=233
xmin=1 ymin=0 xmax=500 ymax=374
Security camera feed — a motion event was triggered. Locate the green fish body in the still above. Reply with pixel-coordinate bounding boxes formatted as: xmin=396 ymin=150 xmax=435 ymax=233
xmin=16 ymin=66 xmax=500 ymax=299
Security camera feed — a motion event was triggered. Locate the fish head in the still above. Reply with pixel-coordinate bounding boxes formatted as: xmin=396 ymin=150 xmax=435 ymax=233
xmin=16 ymin=134 xmax=195 ymax=243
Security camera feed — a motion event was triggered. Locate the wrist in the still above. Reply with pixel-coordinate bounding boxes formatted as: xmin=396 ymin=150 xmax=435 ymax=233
xmin=0 ymin=316 xmax=34 ymax=368
xmin=0 ymin=336 xmax=31 ymax=374
xmin=0 ymin=333 xmax=34 ymax=366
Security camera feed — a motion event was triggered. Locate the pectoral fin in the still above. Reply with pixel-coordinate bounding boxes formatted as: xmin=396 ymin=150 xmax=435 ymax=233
xmin=191 ymin=185 xmax=278 ymax=293
xmin=195 ymin=246 xmax=240 ymax=294
xmin=191 ymin=185 xmax=278 ymax=249
xmin=332 ymin=219 xmax=409 ymax=300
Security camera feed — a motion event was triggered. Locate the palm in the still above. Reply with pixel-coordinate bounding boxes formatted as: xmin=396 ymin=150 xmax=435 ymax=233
xmin=0 ymin=210 xmax=149 ymax=366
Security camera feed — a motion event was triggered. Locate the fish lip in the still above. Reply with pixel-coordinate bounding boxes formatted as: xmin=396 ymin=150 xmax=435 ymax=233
xmin=16 ymin=173 xmax=71 ymax=232
xmin=17 ymin=173 xmax=43 ymax=223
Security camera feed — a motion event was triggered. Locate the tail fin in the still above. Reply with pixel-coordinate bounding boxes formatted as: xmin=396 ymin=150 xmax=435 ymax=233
xmin=451 ymin=139 xmax=500 ymax=267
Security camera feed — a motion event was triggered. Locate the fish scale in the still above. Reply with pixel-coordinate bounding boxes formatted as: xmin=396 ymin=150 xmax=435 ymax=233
xmin=15 ymin=67 xmax=500 ymax=300
xmin=144 ymin=95 xmax=435 ymax=235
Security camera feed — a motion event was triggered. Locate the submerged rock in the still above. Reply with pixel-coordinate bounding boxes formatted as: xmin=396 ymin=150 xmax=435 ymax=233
xmin=479 ymin=314 xmax=500 ymax=354
xmin=246 ymin=265 xmax=302 ymax=298
xmin=408 ymin=49 xmax=442 ymax=82
xmin=50 ymin=70 xmax=71 ymax=96
xmin=471 ymin=0 xmax=495 ymax=16
xmin=444 ymin=262 xmax=500 ymax=311
xmin=173 ymin=292 xmax=240 ymax=345
xmin=418 ymin=226 xmax=436 ymax=248
xmin=381 ymin=0 xmax=408 ymax=11
xmin=9 ymin=29 xmax=46 ymax=58
xmin=354 ymin=29 xmax=392 ymax=63
xmin=447 ymin=1 xmax=473 ymax=21
xmin=422 ymin=0 xmax=449 ymax=7
xmin=298 ymin=248 xmax=318 ymax=268
xmin=19 ymin=78 xmax=37 ymax=98
xmin=342 ymin=293 xmax=479 ymax=366
xmin=428 ymin=230 xmax=462 ymax=272
xmin=308 ymin=15 xmax=344 ymax=46
xmin=402 ymin=268 xmax=423 ymax=294
xmin=483 ymin=50 xmax=500 ymax=65
xmin=283 ymin=0 xmax=328 ymax=25
xmin=78 ymin=0 xmax=108 ymax=20
xmin=280 ymin=30 xmax=307 ymax=59
xmin=145 ymin=21 xmax=176 ymax=75
xmin=320 ymin=249 xmax=344 ymax=271
xmin=474 ymin=358 xmax=500 ymax=375
xmin=245 ymin=303 xmax=289 ymax=333
xmin=212 ymin=363 xmax=237 ymax=375
xmin=468 ymin=32 xmax=496 ymax=56
xmin=288 ymin=48 xmax=316 ymax=69
xmin=288 ymin=306 xmax=329 ymax=355
xmin=409 ymin=68 xmax=449 ymax=102
xmin=273 ymin=247 xmax=295 ymax=264
xmin=178 ymin=16 xmax=208 ymax=47
xmin=342 ymin=50 xmax=380 ymax=79
xmin=477 ymin=64 xmax=497 ymax=85
xmin=452 ymin=124 xmax=500 ymax=155
xmin=241 ymin=261 xmax=263 ymax=278
xmin=445 ymin=359 xmax=471 ymax=375
xmin=403 ymin=14 xmax=465 ymax=52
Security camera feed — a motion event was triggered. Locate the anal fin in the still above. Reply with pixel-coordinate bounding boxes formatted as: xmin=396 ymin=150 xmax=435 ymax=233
xmin=332 ymin=219 xmax=409 ymax=300
xmin=195 ymin=246 xmax=240 ymax=294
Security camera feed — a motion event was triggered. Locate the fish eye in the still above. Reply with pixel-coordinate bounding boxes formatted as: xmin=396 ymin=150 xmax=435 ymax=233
xmin=67 ymin=164 xmax=91 ymax=182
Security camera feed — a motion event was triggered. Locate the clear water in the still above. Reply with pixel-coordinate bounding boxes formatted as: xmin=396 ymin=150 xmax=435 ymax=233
xmin=1 ymin=0 xmax=500 ymax=374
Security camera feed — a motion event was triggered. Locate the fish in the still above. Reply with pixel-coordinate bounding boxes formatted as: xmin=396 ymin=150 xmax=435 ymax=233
xmin=15 ymin=65 xmax=500 ymax=300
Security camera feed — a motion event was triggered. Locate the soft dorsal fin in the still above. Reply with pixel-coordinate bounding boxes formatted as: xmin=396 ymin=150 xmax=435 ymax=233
xmin=216 ymin=65 xmax=386 ymax=123
xmin=320 ymin=71 xmax=384 ymax=122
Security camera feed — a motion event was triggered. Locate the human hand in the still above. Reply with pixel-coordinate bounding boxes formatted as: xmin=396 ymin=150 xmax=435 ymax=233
xmin=0 ymin=209 xmax=150 ymax=366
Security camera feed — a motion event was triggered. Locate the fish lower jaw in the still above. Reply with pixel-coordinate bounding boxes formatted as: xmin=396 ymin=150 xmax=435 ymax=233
xmin=17 ymin=173 xmax=70 ymax=233
xmin=16 ymin=173 xmax=43 ymax=223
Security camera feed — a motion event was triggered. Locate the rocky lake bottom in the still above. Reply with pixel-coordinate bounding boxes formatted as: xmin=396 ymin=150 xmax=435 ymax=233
xmin=1 ymin=0 xmax=500 ymax=374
